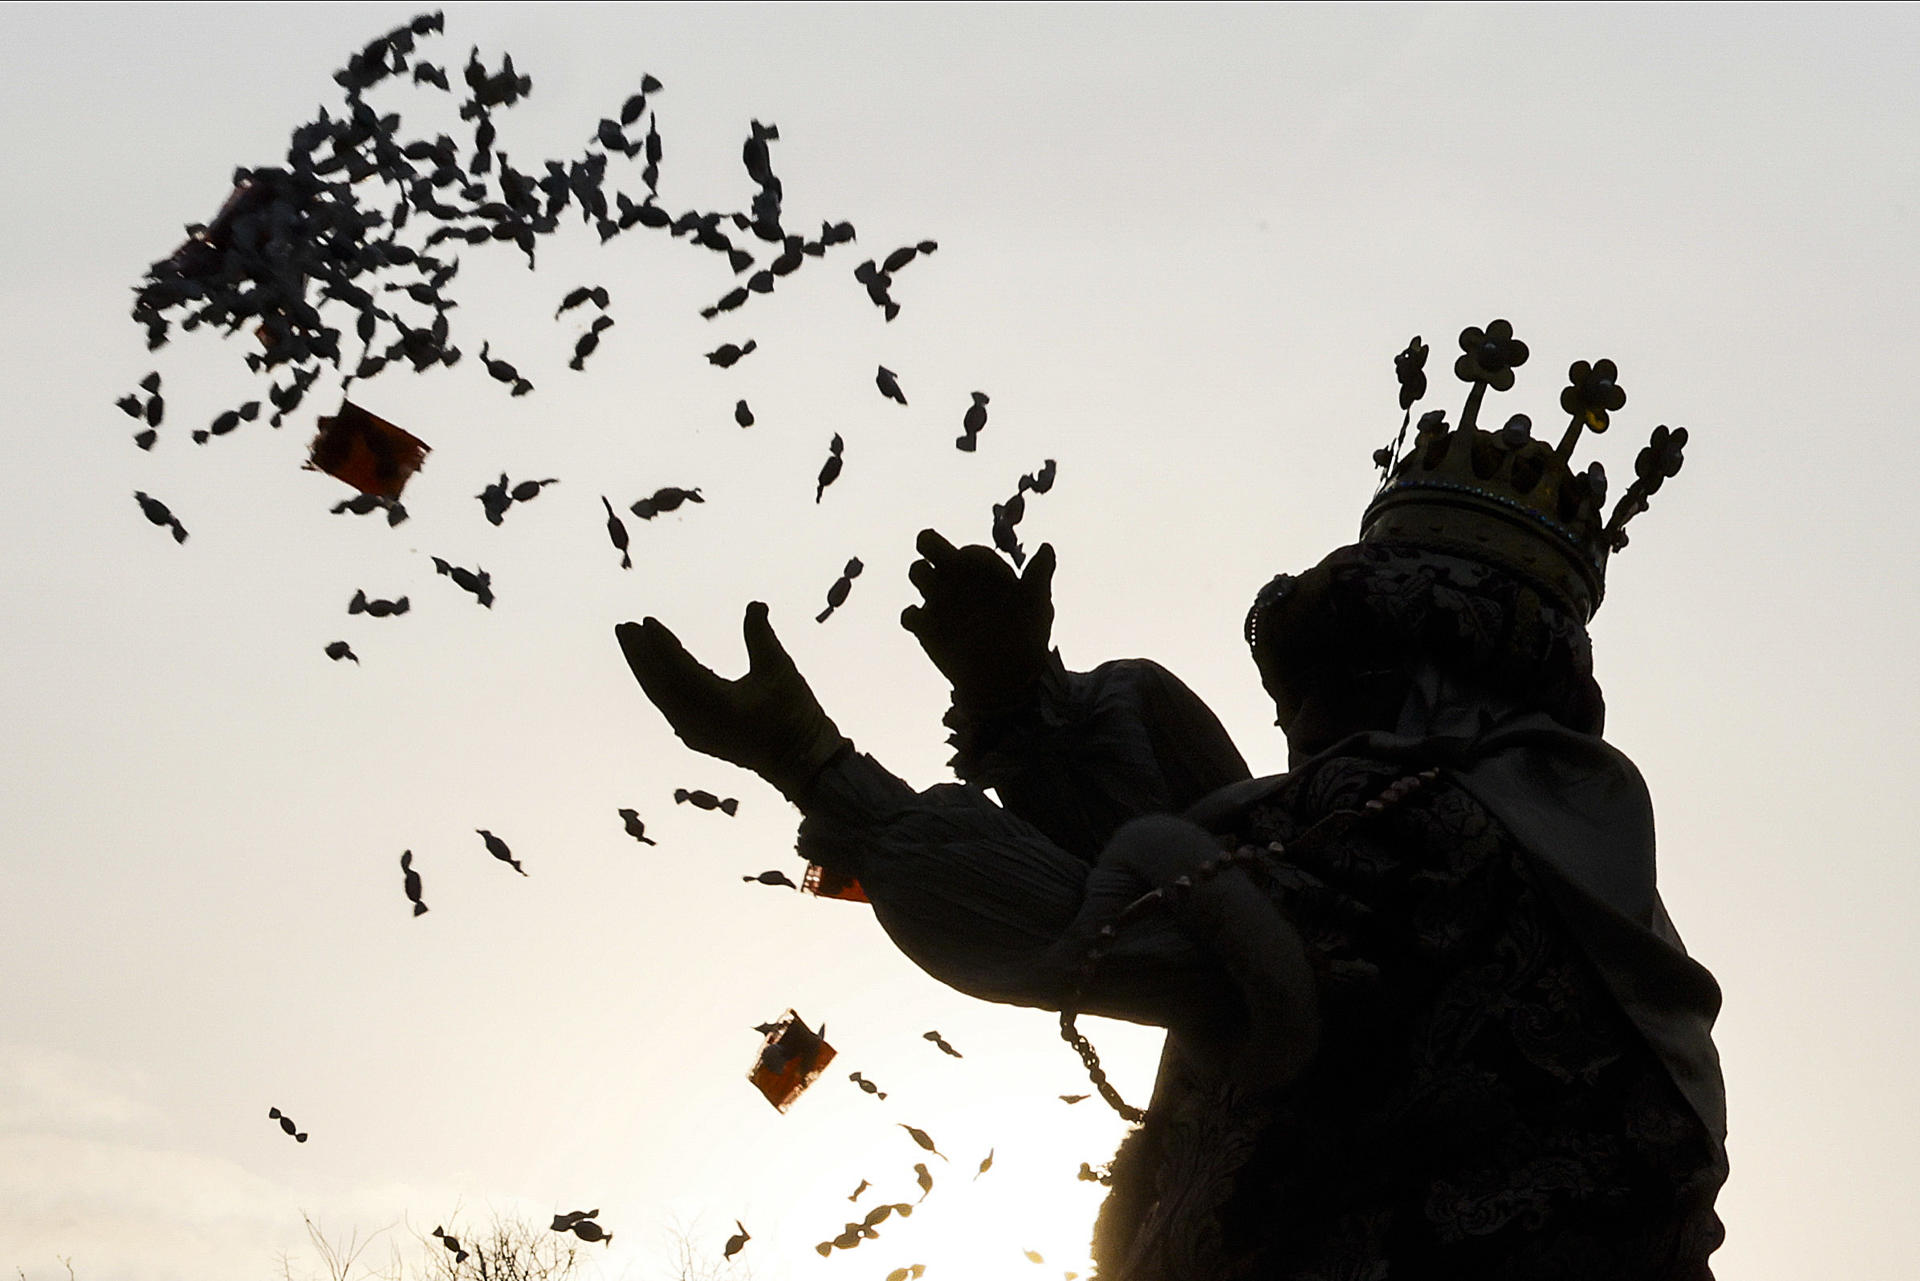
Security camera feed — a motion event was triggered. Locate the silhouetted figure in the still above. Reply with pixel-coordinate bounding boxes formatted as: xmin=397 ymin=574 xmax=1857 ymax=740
xmin=724 ymin=1221 xmax=751 ymax=1260
xmin=875 ymin=364 xmax=907 ymax=405
xmin=735 ymin=398 xmax=754 ymax=427
xmin=324 ymin=640 xmax=358 ymax=663
xmin=614 ymin=322 xmax=1727 ymax=1280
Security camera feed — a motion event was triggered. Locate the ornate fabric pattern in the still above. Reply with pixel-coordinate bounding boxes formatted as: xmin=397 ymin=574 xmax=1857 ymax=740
xmin=1097 ymin=754 xmax=1723 ymax=1281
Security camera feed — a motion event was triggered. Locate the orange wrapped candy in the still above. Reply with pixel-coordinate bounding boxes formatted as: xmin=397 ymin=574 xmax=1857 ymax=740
xmin=307 ymin=401 xmax=429 ymax=499
xmin=749 ymin=1010 xmax=835 ymax=1113
xmin=801 ymin=863 xmax=869 ymax=903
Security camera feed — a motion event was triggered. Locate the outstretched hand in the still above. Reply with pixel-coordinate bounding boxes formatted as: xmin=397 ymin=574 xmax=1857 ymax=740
xmin=616 ymin=601 xmax=848 ymax=802
xmin=900 ymin=529 xmax=1055 ymax=709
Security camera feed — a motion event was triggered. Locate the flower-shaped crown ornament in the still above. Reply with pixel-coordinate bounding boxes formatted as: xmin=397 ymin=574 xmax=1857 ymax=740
xmin=1362 ymin=319 xmax=1686 ymax=621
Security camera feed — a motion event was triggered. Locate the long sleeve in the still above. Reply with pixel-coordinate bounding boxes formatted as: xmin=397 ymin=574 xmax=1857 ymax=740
xmin=795 ymin=751 xmax=1225 ymax=1025
xmin=791 ymin=657 xmax=1281 ymax=1033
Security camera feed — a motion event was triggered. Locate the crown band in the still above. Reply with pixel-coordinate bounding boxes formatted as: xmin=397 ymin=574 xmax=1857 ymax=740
xmin=1362 ymin=476 xmax=1607 ymax=621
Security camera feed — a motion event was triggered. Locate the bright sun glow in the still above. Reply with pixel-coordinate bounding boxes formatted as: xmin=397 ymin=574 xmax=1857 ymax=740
xmin=704 ymin=1082 xmax=1136 ymax=1281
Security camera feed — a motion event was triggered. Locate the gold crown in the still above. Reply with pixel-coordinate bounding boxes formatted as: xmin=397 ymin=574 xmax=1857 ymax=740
xmin=1360 ymin=320 xmax=1687 ymax=621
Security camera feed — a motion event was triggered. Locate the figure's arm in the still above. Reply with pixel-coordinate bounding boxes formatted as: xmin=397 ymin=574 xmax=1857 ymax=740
xmin=793 ymin=748 xmax=1210 ymax=1023
xmin=614 ymin=603 xmax=1311 ymax=1073
xmin=901 ymin=531 xmax=1253 ymax=861
xmin=797 ymin=750 xmax=1316 ymax=1091
xmin=612 ymin=601 xmax=1200 ymax=1020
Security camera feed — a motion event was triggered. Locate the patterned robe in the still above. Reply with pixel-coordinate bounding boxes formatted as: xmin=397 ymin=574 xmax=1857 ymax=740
xmin=796 ymin=655 xmax=1726 ymax=1280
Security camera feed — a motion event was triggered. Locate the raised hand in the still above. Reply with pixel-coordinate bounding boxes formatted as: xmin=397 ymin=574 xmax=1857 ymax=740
xmin=899 ymin=529 xmax=1055 ymax=710
xmin=616 ymin=602 xmax=849 ymax=802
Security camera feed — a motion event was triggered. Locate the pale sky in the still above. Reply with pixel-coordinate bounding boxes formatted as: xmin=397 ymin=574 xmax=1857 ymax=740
xmin=3 ymin=4 xmax=1917 ymax=1279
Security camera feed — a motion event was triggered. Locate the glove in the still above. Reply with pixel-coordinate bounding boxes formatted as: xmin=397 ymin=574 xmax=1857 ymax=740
xmin=899 ymin=528 xmax=1056 ymax=711
xmin=616 ymin=601 xmax=849 ymax=804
